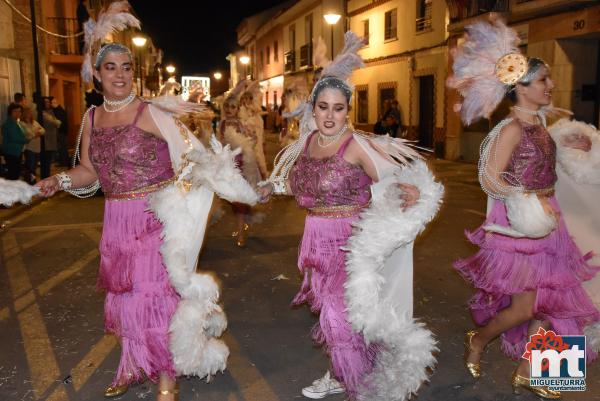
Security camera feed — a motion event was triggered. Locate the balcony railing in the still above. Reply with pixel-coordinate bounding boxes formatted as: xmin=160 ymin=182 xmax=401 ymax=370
xmin=449 ymin=0 xmax=509 ymax=21
xmin=46 ymin=17 xmax=83 ymax=55
xmin=284 ymin=50 xmax=295 ymax=73
xmin=299 ymin=43 xmax=312 ymax=68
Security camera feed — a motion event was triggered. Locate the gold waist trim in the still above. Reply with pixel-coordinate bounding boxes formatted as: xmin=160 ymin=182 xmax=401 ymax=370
xmin=106 ymin=178 xmax=175 ymax=201
xmin=524 ymin=187 xmax=555 ymax=197
xmin=308 ymin=203 xmax=369 ymax=218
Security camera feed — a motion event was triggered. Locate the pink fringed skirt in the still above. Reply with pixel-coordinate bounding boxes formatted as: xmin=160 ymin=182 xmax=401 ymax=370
xmin=454 ymin=197 xmax=600 ymax=360
xmin=293 ymin=214 xmax=377 ymax=398
xmin=97 ymin=199 xmax=179 ymax=385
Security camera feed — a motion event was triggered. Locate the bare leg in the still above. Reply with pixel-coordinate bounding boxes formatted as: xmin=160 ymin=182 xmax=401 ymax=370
xmin=236 ymin=212 xmax=248 ymax=246
xmin=515 ymin=319 xmax=551 ymax=376
xmin=467 ymin=291 xmax=536 ymax=365
xmin=157 ymin=374 xmax=178 ymax=401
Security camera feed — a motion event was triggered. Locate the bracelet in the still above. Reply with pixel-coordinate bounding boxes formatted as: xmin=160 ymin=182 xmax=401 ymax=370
xmin=55 ymin=172 xmax=73 ymax=190
xmin=270 ymin=178 xmax=288 ymax=195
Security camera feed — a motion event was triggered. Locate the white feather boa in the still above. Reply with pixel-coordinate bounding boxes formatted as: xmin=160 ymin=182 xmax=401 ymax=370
xmin=344 ymin=160 xmax=443 ymax=401
xmin=549 ymin=118 xmax=600 ymax=185
xmin=0 ymin=178 xmax=39 ymax=207
xmin=146 ymin=107 xmax=258 ymax=378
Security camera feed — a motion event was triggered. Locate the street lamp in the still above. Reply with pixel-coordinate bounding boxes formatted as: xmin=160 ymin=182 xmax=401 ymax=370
xmin=239 ymin=55 xmax=250 ymax=79
xmin=166 ymin=65 xmax=176 ymax=74
xmin=323 ymin=13 xmax=341 ymax=59
xmin=213 ymin=72 xmax=222 ymax=80
xmin=132 ymin=35 xmax=147 ymax=96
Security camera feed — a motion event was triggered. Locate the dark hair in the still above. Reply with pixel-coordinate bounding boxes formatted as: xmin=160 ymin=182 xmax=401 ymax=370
xmin=7 ymin=103 xmax=23 ymax=115
xmin=13 ymin=92 xmax=25 ymax=103
xmin=505 ymin=57 xmax=548 ymax=104
xmin=311 ymin=76 xmax=352 ymax=106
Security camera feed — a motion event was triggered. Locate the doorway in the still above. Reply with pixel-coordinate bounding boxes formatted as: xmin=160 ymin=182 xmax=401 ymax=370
xmin=418 ymin=75 xmax=434 ymax=149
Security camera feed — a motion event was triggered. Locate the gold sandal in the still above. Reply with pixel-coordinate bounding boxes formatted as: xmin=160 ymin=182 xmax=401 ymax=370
xmin=464 ymin=330 xmax=482 ymax=378
xmin=158 ymin=387 xmax=180 ymax=401
xmin=512 ymin=371 xmax=561 ymax=399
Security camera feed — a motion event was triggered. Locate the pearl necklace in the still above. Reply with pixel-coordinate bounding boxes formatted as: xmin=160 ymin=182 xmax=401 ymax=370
xmin=512 ymin=105 xmax=545 ymax=126
xmin=317 ymin=123 xmax=348 ymax=148
xmin=103 ymin=91 xmax=136 ymax=113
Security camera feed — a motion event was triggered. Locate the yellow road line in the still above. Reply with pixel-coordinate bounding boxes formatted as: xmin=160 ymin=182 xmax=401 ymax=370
xmin=37 ymin=248 xmax=98 ymax=297
xmin=2 ymin=233 xmax=65 ymax=399
xmin=72 ymin=335 xmax=117 ymax=391
xmin=8 ymin=222 xmax=103 ymax=233
xmin=463 ymin=208 xmax=486 ymax=217
xmin=224 ymin=332 xmax=280 ymax=401
xmin=2 ymin=229 xmax=65 ymax=260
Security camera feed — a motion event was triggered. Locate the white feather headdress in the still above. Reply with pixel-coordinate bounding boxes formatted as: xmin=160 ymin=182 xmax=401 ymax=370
xmin=81 ymin=1 xmax=141 ymax=83
xmin=447 ymin=17 xmax=521 ymax=125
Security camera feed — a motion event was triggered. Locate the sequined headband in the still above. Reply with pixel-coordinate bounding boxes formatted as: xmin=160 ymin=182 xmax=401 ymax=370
xmin=94 ymin=43 xmax=133 ymax=70
xmin=310 ymin=76 xmax=353 ymax=105
xmin=495 ymin=53 xmax=548 ymax=86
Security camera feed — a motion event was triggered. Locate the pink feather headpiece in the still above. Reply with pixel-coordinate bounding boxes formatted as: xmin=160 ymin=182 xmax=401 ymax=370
xmin=447 ymin=17 xmax=525 ymax=125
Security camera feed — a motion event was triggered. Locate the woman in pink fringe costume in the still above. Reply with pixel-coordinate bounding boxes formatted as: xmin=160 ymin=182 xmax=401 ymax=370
xmin=259 ymin=32 xmax=442 ymax=401
xmin=449 ymin=18 xmax=600 ymax=399
xmin=34 ymin=4 xmax=258 ymax=397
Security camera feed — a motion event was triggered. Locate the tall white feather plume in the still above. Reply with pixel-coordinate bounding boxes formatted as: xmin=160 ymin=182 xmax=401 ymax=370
xmin=81 ymin=0 xmax=141 ymax=83
xmin=447 ymin=17 xmax=520 ymax=125
xmin=320 ymin=31 xmax=366 ymax=82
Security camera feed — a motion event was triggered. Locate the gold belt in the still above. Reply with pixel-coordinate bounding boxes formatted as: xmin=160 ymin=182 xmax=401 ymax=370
xmin=525 ymin=187 xmax=555 ymax=197
xmin=105 ymin=178 xmax=175 ymax=201
xmin=308 ymin=203 xmax=368 ymax=218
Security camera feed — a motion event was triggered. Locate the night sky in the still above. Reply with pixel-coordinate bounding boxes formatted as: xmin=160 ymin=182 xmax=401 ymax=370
xmin=129 ymin=0 xmax=292 ymax=77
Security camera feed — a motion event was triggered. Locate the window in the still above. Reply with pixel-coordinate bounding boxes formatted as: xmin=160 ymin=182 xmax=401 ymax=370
xmin=356 ymin=88 xmax=368 ymax=124
xmin=384 ymin=9 xmax=397 ymax=40
xmin=305 ymin=14 xmax=313 ymax=45
xmin=266 ymin=46 xmax=271 ymax=64
xmin=260 ymin=50 xmax=264 ymax=67
xmin=289 ymin=24 xmax=296 ymax=51
xmin=416 ymin=0 xmax=432 ymax=32
xmin=363 ymin=19 xmax=369 ymax=46
xmin=274 ymin=41 xmax=279 ymax=62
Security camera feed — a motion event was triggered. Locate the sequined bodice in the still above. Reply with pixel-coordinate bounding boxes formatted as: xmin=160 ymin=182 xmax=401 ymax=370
xmin=505 ymin=122 xmax=557 ymax=191
xmin=289 ymin=133 xmax=372 ymax=209
xmin=89 ymin=104 xmax=174 ymax=195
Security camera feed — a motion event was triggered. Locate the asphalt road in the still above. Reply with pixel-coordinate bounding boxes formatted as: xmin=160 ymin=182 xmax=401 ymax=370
xmin=1 ymin=133 xmax=598 ymax=401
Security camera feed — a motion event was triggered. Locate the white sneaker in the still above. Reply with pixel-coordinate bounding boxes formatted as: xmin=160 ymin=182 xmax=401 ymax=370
xmin=301 ymin=371 xmax=345 ymax=399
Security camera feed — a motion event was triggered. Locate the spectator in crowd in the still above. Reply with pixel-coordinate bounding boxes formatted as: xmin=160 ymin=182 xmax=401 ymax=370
xmin=52 ymin=98 xmax=69 ymax=166
xmin=2 ymin=103 xmax=28 ymax=180
xmin=384 ymin=113 xmax=400 ymax=138
xmin=20 ymin=107 xmax=45 ymax=184
xmin=14 ymin=92 xmax=27 ymax=107
xmin=41 ymin=97 xmax=61 ymax=178
xmin=388 ymin=100 xmax=402 ymax=127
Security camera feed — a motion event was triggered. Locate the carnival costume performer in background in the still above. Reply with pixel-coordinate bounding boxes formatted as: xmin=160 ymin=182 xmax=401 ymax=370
xmin=279 ymin=76 xmax=309 ymax=147
xmin=219 ymin=81 xmax=262 ymax=247
xmin=258 ymin=32 xmax=443 ymax=401
xmin=35 ymin=2 xmax=258 ymax=400
xmin=448 ymin=17 xmax=600 ymax=399
xmin=179 ymin=83 xmax=215 ymax=148
xmin=239 ymin=81 xmax=268 ymax=178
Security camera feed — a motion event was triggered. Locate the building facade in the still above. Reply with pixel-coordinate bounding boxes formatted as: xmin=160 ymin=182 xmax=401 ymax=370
xmin=348 ymin=0 xmax=449 ymax=156
xmin=446 ymin=0 xmax=600 ymax=161
xmin=1 ymin=0 xmax=162 ymax=149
